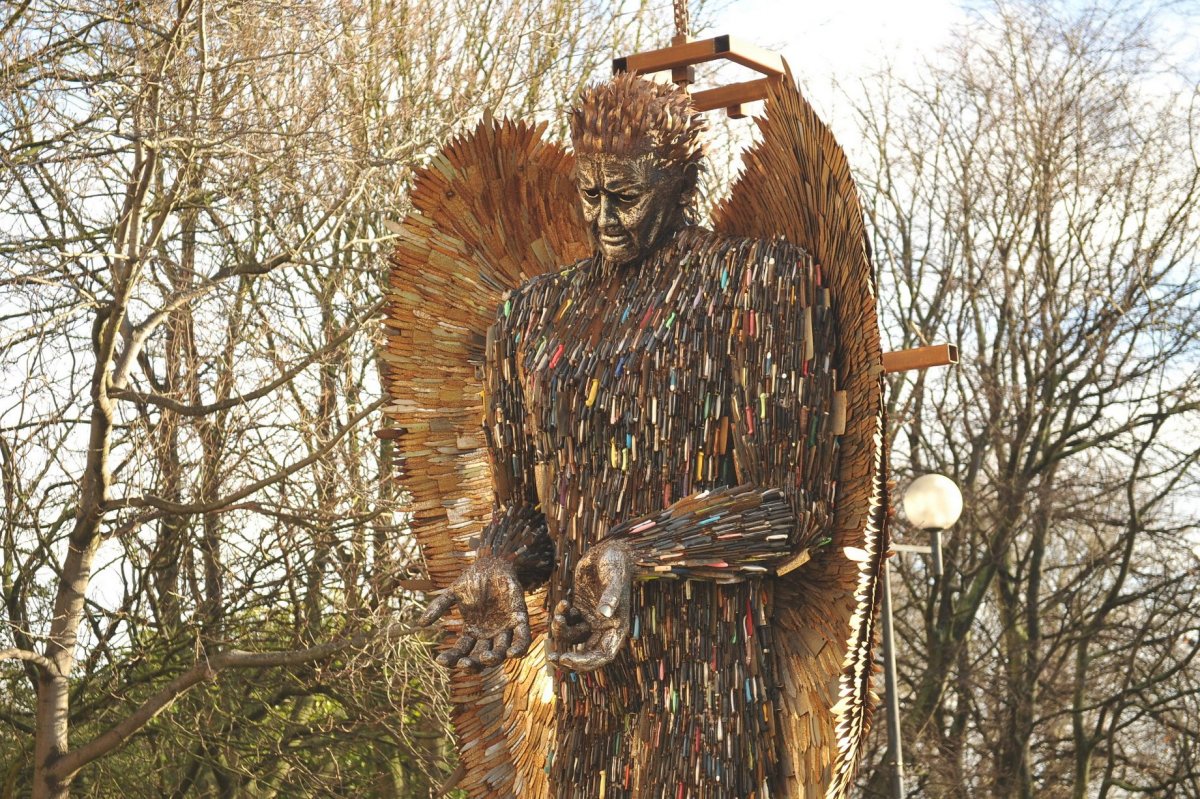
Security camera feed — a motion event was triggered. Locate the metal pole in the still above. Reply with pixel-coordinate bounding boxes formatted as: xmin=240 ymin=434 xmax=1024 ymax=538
xmin=928 ymin=527 xmax=944 ymax=580
xmin=881 ymin=559 xmax=905 ymax=799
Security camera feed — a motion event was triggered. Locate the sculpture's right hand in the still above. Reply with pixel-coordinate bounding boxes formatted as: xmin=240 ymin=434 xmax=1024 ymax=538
xmin=417 ymin=554 xmax=532 ymax=672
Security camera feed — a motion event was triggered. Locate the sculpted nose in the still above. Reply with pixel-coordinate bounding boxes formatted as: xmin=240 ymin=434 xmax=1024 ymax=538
xmin=599 ymin=194 xmax=619 ymax=228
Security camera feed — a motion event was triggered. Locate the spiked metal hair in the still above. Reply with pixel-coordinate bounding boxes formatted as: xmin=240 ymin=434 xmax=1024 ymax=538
xmin=570 ymin=73 xmax=706 ymax=174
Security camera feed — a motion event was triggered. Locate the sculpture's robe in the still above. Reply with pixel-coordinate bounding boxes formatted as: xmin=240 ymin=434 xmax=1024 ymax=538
xmin=482 ymin=226 xmax=841 ymax=799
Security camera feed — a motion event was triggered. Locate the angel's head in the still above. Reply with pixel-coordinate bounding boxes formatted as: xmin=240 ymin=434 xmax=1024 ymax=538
xmin=570 ymin=73 xmax=706 ymax=268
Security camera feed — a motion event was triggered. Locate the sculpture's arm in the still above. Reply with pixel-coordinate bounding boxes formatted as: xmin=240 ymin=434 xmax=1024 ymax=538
xmin=600 ymin=483 xmax=802 ymax=580
xmin=476 ymin=293 xmax=555 ymax=587
xmin=419 ymin=290 xmax=555 ymax=670
xmin=549 ymin=485 xmax=799 ymax=671
xmin=551 ymin=485 xmax=808 ymax=671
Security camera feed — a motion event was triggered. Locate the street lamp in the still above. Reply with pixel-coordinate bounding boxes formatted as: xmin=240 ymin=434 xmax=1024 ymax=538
xmin=901 ymin=473 xmax=964 ymax=580
xmin=880 ymin=473 xmax=963 ymax=799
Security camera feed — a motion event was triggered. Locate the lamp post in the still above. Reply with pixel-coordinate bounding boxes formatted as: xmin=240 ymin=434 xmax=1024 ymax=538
xmin=880 ymin=473 xmax=963 ymax=799
xmin=879 ymin=552 xmax=906 ymax=799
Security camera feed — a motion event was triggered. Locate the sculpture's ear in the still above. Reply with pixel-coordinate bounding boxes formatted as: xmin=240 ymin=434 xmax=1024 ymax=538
xmin=679 ymin=163 xmax=700 ymax=206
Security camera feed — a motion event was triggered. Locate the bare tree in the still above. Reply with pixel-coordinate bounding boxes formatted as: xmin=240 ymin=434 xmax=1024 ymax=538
xmin=852 ymin=3 xmax=1200 ymax=797
xmin=0 ymin=0 xmax=670 ymax=795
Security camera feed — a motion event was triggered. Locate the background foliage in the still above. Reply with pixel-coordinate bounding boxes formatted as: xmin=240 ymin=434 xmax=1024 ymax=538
xmin=1 ymin=0 xmax=671 ymax=795
xmin=855 ymin=4 xmax=1200 ymax=797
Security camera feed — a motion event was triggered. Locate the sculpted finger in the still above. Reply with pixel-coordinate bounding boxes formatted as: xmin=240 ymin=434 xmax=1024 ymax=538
xmin=435 ymin=633 xmax=476 ymax=667
xmin=458 ymin=637 xmax=490 ymax=671
xmin=507 ymin=613 xmax=532 ymax=658
xmin=596 ymin=560 xmax=631 ymax=620
xmin=557 ymin=625 xmax=628 ymax=673
xmin=550 ymin=602 xmax=570 ymax=640
xmin=556 ymin=630 xmax=605 ymax=672
xmin=552 ymin=602 xmax=590 ymax=644
xmin=555 ymin=646 xmax=611 ymax=673
xmin=597 ymin=626 xmax=627 ymax=660
xmin=418 ymin=591 xmax=457 ymax=627
xmin=551 ymin=599 xmax=574 ymax=635
xmin=479 ymin=630 xmax=511 ymax=667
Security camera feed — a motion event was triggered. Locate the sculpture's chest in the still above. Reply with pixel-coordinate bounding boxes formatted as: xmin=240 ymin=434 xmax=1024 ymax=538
xmin=517 ymin=260 xmax=733 ymax=468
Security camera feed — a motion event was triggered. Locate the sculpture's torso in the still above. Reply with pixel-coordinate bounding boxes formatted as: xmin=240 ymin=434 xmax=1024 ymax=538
xmin=489 ymin=228 xmax=839 ymax=798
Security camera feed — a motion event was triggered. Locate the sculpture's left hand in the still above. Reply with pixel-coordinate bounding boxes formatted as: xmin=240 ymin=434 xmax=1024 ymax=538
xmin=548 ymin=539 xmax=633 ymax=673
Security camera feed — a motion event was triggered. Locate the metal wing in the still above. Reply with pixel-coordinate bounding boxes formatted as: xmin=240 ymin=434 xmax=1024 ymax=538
xmin=711 ymin=66 xmax=890 ymax=798
xmin=383 ymin=119 xmax=589 ymax=798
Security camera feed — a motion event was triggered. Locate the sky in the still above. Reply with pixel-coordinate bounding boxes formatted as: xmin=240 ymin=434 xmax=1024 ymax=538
xmin=702 ymin=0 xmax=1199 ymax=155
xmin=706 ymin=0 xmax=964 ymax=139
xmin=711 ymin=1 xmax=962 ymax=97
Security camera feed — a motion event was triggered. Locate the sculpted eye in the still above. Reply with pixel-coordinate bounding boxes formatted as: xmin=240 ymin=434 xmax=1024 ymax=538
xmin=581 ymin=187 xmax=600 ymax=201
xmin=615 ymin=193 xmax=639 ymax=205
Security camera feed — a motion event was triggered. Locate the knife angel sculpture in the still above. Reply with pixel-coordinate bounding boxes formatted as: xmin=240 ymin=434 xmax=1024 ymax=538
xmin=383 ymin=66 xmax=887 ymax=798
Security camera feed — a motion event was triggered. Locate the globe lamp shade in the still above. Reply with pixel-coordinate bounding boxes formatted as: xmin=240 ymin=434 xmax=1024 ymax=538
xmin=902 ymin=474 xmax=963 ymax=531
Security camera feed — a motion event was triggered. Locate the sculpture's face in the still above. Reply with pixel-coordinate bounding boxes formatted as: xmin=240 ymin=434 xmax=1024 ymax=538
xmin=575 ymin=154 xmax=690 ymax=269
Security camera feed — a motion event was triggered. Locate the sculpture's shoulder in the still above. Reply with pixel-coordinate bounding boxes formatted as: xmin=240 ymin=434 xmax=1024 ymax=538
xmin=493 ymin=255 xmax=595 ymax=331
xmin=510 ymin=256 xmax=592 ymax=300
xmin=667 ymin=226 xmax=815 ymax=284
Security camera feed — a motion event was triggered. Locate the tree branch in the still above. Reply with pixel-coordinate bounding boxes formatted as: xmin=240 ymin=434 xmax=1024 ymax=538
xmin=0 ymin=647 xmax=56 ymax=675
xmin=110 ymin=299 xmax=383 ymax=416
xmin=46 ymin=623 xmax=419 ymax=782
xmin=103 ymin=396 xmax=386 ymax=517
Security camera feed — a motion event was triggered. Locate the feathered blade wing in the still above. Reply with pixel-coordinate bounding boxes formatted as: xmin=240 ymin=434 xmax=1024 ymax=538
xmin=711 ymin=66 xmax=889 ymax=798
xmin=383 ymin=119 xmax=589 ymax=798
